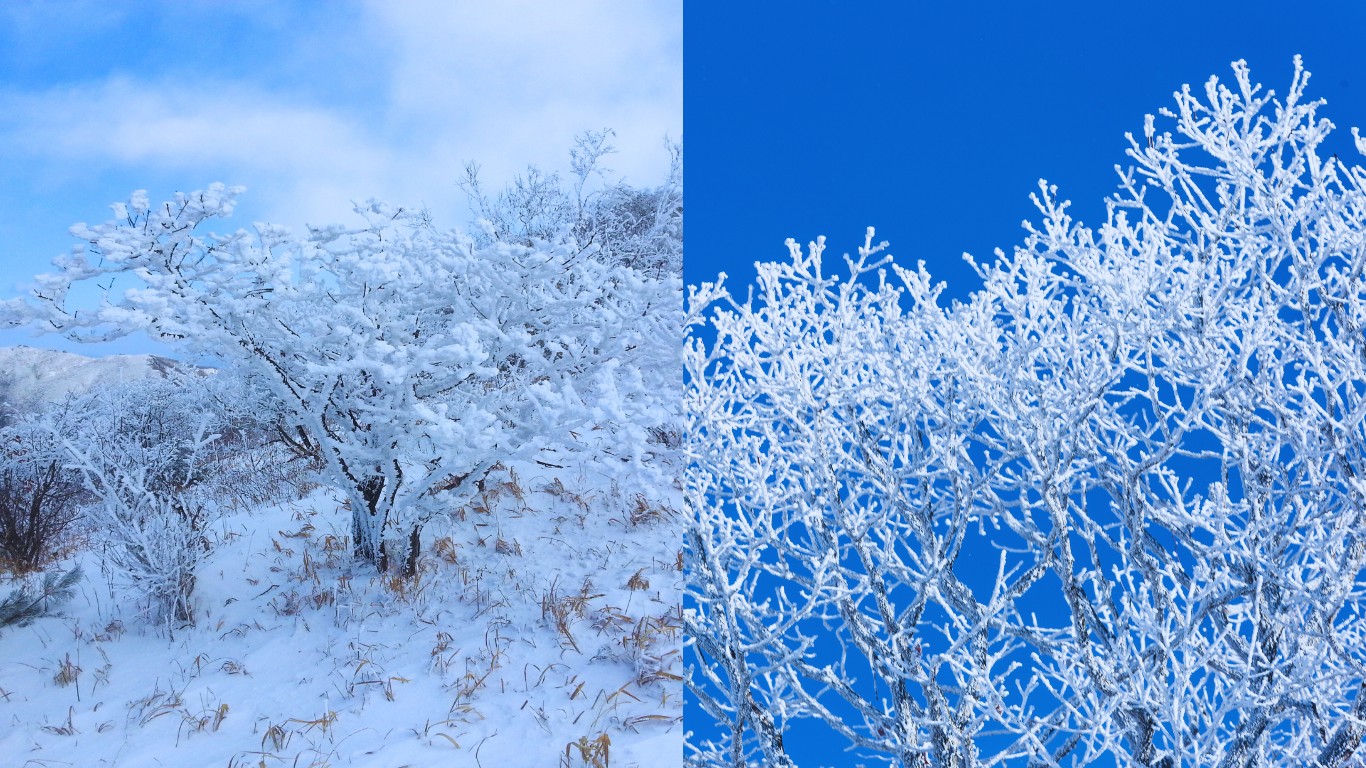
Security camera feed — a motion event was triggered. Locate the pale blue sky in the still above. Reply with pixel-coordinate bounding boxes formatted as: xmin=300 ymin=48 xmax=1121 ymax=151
xmin=0 ymin=0 xmax=681 ymax=357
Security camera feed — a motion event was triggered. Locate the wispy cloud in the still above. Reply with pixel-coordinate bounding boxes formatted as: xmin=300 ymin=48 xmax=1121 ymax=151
xmin=365 ymin=0 xmax=681 ymax=179
xmin=0 ymin=79 xmax=391 ymax=220
xmin=0 ymin=1 xmax=679 ymax=227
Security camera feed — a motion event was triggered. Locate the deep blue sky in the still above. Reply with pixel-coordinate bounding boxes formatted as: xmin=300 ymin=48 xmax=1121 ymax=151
xmin=686 ymin=2 xmax=1366 ymax=308
xmin=686 ymin=3 xmax=1366 ymax=765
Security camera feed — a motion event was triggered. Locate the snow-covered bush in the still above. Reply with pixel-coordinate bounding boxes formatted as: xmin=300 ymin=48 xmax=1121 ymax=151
xmin=68 ymin=455 xmax=207 ymax=627
xmin=686 ymin=59 xmax=1366 ymax=766
xmin=63 ymin=379 xmax=207 ymax=497
xmin=0 ymin=368 xmax=302 ymax=626
xmin=70 ymin=368 xmax=300 ymax=507
xmin=54 ymin=379 xmax=224 ymax=626
xmin=196 ymin=368 xmax=325 ymax=507
xmin=462 ymin=130 xmax=683 ymax=278
xmin=3 ymin=142 xmax=681 ymax=578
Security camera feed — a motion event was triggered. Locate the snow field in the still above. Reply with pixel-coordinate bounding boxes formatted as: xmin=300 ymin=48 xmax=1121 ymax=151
xmin=0 ymin=457 xmax=682 ymax=767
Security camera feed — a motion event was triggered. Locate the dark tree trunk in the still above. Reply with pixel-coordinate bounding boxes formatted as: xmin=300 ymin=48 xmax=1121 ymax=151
xmin=378 ymin=524 xmax=422 ymax=578
xmin=405 ymin=524 xmax=421 ymax=578
xmin=353 ymin=475 xmax=420 ymax=577
xmin=356 ymin=474 xmax=385 ymax=566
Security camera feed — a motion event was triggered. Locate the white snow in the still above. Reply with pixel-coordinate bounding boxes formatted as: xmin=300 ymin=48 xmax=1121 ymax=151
xmin=0 ymin=453 xmax=683 ymax=766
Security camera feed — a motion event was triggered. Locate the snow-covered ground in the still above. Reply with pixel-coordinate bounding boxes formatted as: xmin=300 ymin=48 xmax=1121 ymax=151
xmin=0 ymin=452 xmax=682 ymax=766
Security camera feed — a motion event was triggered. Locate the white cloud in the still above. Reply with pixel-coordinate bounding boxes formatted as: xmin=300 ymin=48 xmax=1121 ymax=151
xmin=0 ymin=0 xmax=681 ymax=230
xmin=4 ymin=79 xmax=384 ymax=169
xmin=0 ymin=78 xmax=393 ymax=227
xmin=361 ymin=0 xmax=681 ymax=184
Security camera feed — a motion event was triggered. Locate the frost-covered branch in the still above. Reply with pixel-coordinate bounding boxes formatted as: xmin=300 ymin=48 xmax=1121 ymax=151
xmin=687 ymin=58 xmax=1366 ymax=767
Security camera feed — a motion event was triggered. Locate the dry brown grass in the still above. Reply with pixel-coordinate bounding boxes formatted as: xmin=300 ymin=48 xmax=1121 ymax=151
xmin=563 ymin=731 xmax=611 ymax=768
xmin=540 ymin=577 xmax=603 ymax=654
xmin=52 ymin=653 xmax=80 ymax=688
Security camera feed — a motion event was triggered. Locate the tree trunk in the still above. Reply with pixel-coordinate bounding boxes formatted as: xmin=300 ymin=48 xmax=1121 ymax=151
xmin=354 ymin=474 xmax=385 ymax=567
xmin=353 ymin=476 xmax=421 ymax=577
xmin=405 ymin=524 xmax=421 ymax=579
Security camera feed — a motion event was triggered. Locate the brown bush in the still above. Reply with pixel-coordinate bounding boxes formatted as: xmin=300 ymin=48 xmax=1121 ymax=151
xmin=0 ymin=459 xmax=85 ymax=574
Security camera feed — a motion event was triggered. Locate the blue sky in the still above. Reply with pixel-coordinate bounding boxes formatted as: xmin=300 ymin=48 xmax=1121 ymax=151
xmin=0 ymin=0 xmax=680 ymax=357
xmin=686 ymin=2 xmax=1366 ymax=306
xmin=685 ymin=2 xmax=1366 ymax=765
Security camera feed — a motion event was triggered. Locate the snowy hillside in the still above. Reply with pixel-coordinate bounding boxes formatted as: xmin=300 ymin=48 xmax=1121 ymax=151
xmin=0 ymin=450 xmax=683 ymax=766
xmin=0 ymin=345 xmax=203 ymax=408
xmin=0 ymin=341 xmax=683 ymax=766
xmin=0 ymin=149 xmax=683 ymax=767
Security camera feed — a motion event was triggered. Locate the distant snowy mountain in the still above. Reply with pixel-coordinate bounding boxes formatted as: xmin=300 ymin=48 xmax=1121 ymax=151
xmin=0 ymin=345 xmax=205 ymax=408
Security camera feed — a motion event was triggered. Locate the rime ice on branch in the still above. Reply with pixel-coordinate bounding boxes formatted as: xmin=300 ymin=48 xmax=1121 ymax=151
xmin=685 ymin=58 xmax=1366 ymax=767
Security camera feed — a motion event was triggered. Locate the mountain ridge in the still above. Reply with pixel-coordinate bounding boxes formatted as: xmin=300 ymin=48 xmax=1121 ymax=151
xmin=0 ymin=345 xmax=206 ymax=409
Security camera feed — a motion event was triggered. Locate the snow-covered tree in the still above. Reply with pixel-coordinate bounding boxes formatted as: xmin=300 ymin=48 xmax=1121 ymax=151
xmin=462 ymin=130 xmax=683 ymax=278
xmin=686 ymin=58 xmax=1366 ymax=767
xmin=3 ymin=154 xmax=680 ymax=577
